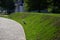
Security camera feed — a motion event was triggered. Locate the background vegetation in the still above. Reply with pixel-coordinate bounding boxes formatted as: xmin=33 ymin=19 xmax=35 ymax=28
xmin=0 ymin=0 xmax=60 ymax=14
xmin=24 ymin=0 xmax=60 ymax=13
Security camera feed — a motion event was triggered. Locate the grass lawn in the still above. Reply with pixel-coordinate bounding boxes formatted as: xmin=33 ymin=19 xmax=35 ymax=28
xmin=1 ymin=12 xmax=60 ymax=40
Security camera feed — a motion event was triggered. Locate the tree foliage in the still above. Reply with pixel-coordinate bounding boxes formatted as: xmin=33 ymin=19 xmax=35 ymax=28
xmin=25 ymin=0 xmax=49 ymax=12
xmin=25 ymin=0 xmax=60 ymax=13
xmin=52 ymin=0 xmax=60 ymax=13
xmin=0 ymin=0 xmax=60 ymax=13
xmin=0 ymin=0 xmax=15 ymax=14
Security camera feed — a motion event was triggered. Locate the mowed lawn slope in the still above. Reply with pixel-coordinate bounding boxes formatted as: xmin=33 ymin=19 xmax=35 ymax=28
xmin=3 ymin=13 xmax=60 ymax=40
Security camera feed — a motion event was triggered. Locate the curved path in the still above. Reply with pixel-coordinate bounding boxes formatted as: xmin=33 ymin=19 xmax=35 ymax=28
xmin=0 ymin=17 xmax=26 ymax=40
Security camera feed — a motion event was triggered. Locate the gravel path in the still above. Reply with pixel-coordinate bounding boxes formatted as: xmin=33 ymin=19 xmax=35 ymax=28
xmin=0 ymin=17 xmax=26 ymax=40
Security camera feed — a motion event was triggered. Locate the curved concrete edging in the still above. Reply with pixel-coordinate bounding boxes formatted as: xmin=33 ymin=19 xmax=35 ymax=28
xmin=0 ymin=17 xmax=26 ymax=40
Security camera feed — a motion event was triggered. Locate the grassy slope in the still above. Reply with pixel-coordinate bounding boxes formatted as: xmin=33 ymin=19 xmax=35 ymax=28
xmin=2 ymin=13 xmax=60 ymax=40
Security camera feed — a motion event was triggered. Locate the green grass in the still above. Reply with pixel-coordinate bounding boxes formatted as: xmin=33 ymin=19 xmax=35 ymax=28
xmin=1 ymin=12 xmax=60 ymax=40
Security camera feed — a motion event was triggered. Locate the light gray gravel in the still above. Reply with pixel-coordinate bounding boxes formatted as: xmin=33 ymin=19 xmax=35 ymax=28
xmin=0 ymin=17 xmax=26 ymax=40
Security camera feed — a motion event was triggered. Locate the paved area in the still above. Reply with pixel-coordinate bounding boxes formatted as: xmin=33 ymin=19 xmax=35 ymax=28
xmin=0 ymin=17 xmax=26 ymax=40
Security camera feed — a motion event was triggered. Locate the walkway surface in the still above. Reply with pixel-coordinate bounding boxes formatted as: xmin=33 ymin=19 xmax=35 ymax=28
xmin=0 ymin=17 xmax=26 ymax=40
